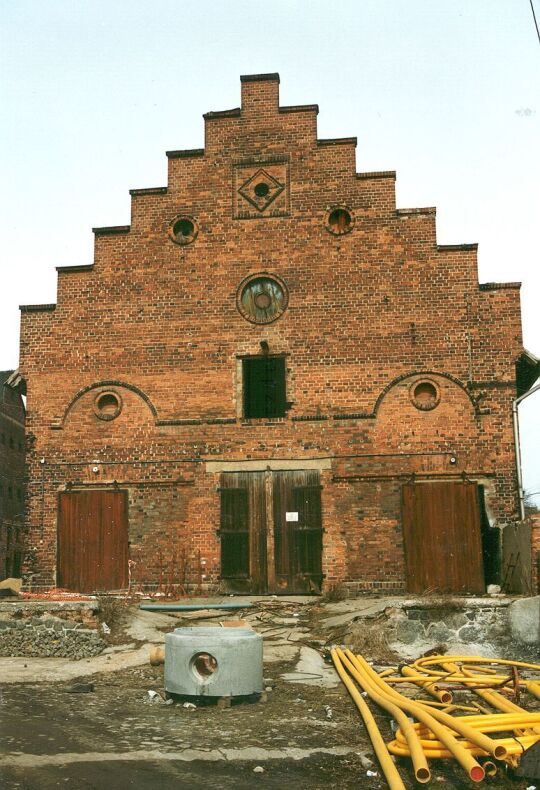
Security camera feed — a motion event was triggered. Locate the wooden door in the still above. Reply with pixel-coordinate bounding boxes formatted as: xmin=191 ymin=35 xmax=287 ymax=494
xmin=273 ymin=470 xmax=323 ymax=594
xmin=219 ymin=472 xmax=267 ymax=593
xmin=58 ymin=490 xmax=129 ymax=593
xmin=402 ymin=481 xmax=485 ymax=594
xmin=219 ymin=470 xmax=323 ymax=594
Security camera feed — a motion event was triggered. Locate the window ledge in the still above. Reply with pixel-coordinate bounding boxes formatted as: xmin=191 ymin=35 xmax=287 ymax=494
xmin=240 ymin=416 xmax=287 ymax=425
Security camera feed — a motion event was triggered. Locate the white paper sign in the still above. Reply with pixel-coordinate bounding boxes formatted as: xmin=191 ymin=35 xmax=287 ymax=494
xmin=286 ymin=512 xmax=299 ymax=522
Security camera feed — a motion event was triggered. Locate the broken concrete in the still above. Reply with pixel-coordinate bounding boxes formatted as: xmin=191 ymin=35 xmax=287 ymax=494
xmin=281 ymin=646 xmax=339 ymax=688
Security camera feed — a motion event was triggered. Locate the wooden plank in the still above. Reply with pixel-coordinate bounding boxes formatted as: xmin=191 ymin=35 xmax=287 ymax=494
xmin=402 ymin=481 xmax=484 ymax=594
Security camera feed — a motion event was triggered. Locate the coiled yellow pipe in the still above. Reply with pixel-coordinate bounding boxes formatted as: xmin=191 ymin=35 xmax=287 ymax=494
xmin=349 ymin=652 xmax=508 ymax=765
xmin=341 ymin=650 xmax=487 ymax=782
xmin=441 ymin=661 xmax=540 ymax=737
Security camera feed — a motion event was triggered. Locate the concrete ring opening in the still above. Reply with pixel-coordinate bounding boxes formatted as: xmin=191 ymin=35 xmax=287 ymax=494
xmin=190 ymin=651 xmax=218 ymax=681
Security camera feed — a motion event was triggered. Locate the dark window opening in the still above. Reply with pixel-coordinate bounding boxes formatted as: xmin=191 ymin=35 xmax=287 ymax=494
xmin=173 ymin=218 xmax=194 ymax=238
xmin=220 ymin=488 xmax=249 ymax=579
xmin=328 ymin=207 xmax=352 ymax=234
xmin=292 ymin=486 xmax=323 ymax=576
xmin=243 ymin=356 xmax=286 ymax=418
xmin=254 ymin=182 xmax=270 ymax=197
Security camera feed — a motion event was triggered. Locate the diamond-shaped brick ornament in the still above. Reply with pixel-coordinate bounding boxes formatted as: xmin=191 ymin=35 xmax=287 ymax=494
xmin=237 ymin=168 xmax=285 ymax=212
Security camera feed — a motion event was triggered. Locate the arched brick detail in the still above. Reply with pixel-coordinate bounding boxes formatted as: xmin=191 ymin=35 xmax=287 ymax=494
xmin=61 ymin=380 xmax=157 ymax=426
xmin=374 ymin=371 xmax=479 ymax=416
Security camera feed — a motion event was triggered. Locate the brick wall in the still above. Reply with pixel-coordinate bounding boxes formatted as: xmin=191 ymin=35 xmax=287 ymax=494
xmin=18 ymin=74 xmax=525 ymax=593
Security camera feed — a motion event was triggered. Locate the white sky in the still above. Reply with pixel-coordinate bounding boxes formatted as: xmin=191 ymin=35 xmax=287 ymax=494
xmin=1 ymin=0 xmax=539 ymax=502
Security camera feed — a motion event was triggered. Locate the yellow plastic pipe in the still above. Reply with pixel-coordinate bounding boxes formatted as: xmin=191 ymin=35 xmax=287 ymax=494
xmin=441 ymin=661 xmax=540 ymax=737
xmin=388 ymin=733 xmax=538 ymax=759
xmin=399 ymin=665 xmax=453 ymax=704
xmin=335 ymin=650 xmax=430 ymax=783
xmin=330 ymin=649 xmax=407 ymax=790
xmin=528 ymin=681 xmax=540 ymax=700
xmin=350 ymin=652 xmax=507 ymax=763
xmin=413 ymin=655 xmax=540 ymax=673
xmin=392 ymin=711 xmax=540 ymax=736
xmin=341 ymin=650 xmax=486 ymax=782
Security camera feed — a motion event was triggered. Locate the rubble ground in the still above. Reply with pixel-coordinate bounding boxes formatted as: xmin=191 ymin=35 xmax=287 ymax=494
xmin=0 ymin=595 xmax=537 ymax=789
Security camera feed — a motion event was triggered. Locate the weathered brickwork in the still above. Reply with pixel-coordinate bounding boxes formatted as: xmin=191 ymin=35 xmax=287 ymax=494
xmin=0 ymin=372 xmax=26 ymax=578
xmin=19 ymin=74 xmax=527 ymax=593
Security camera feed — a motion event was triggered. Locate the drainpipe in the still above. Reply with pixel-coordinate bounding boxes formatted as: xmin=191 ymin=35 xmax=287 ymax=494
xmin=512 ymin=381 xmax=540 ymax=520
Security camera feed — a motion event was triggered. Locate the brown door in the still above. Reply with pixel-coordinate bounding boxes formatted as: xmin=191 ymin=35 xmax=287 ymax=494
xmin=220 ymin=470 xmax=322 ymax=594
xmin=402 ymin=481 xmax=485 ymax=594
xmin=220 ymin=472 xmax=267 ymax=594
xmin=273 ymin=471 xmax=323 ymax=594
xmin=58 ymin=490 xmax=129 ymax=593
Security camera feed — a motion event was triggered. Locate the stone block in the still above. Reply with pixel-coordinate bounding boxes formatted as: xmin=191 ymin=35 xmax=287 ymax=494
xmin=508 ymin=597 xmax=540 ymax=645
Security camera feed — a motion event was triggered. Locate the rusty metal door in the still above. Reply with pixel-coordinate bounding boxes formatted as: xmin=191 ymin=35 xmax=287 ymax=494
xmin=402 ymin=481 xmax=485 ymax=594
xmin=57 ymin=490 xmax=129 ymax=593
xmin=220 ymin=470 xmax=322 ymax=594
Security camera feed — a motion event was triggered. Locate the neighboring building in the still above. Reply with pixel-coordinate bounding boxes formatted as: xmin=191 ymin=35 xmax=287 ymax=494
xmin=0 ymin=370 xmax=26 ymax=578
xmin=18 ymin=74 xmax=539 ymax=594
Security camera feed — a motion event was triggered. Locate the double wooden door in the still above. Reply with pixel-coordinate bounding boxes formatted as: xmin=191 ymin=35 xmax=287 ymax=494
xmin=57 ymin=490 xmax=129 ymax=593
xmin=219 ymin=470 xmax=323 ymax=594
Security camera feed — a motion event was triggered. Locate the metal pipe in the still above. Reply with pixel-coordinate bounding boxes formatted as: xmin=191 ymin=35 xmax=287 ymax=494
xmin=139 ymin=603 xmax=254 ymax=611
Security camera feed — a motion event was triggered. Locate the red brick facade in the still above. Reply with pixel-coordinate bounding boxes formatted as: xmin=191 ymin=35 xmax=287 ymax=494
xmin=19 ymin=74 xmax=526 ymax=594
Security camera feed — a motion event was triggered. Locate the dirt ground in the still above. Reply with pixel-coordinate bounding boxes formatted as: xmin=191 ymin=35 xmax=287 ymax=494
xmin=0 ymin=597 xmax=538 ymax=789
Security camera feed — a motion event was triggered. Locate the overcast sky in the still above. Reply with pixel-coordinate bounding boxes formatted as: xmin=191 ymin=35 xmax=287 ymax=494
xmin=1 ymin=0 xmax=539 ymax=502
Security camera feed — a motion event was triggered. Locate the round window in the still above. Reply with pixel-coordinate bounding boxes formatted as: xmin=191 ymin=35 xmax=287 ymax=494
xmin=326 ymin=206 xmax=353 ymax=235
xmin=237 ymin=274 xmax=288 ymax=324
xmin=168 ymin=215 xmax=199 ymax=245
xmin=410 ymin=380 xmax=440 ymax=411
xmin=94 ymin=391 xmax=122 ymax=421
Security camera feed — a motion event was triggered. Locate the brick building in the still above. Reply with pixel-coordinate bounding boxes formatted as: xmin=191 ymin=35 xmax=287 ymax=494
xmin=0 ymin=371 xmax=26 ymax=578
xmin=18 ymin=74 xmax=538 ymax=595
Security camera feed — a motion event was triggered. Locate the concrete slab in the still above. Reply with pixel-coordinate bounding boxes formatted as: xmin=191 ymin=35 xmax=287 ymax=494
xmin=281 ymin=646 xmax=339 ymax=687
xmin=263 ymin=643 xmax=300 ymax=662
xmin=125 ymin=609 xmax=176 ymax=643
xmin=1 ymin=644 xmax=153 ymax=683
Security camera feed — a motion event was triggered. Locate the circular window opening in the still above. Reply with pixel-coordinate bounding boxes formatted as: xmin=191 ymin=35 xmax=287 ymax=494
xmin=254 ymin=182 xmax=270 ymax=198
xmin=411 ymin=381 xmax=440 ymax=411
xmin=191 ymin=652 xmax=218 ymax=680
xmin=237 ymin=274 xmax=289 ymax=325
xmin=94 ymin=391 xmax=122 ymax=421
xmin=169 ymin=215 xmax=199 ymax=245
xmin=174 ymin=218 xmax=194 ymax=238
xmin=327 ymin=207 xmax=353 ymax=235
